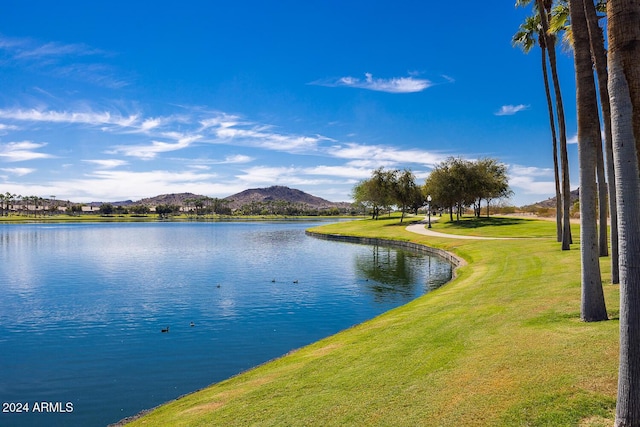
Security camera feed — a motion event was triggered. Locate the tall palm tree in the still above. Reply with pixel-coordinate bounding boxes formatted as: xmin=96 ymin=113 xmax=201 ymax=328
xmin=583 ymin=0 xmax=619 ymax=281
xmin=569 ymin=0 xmax=608 ymax=322
xmin=513 ymin=14 xmax=563 ymax=242
xmin=608 ymin=0 xmax=640 ymax=423
xmin=517 ymin=0 xmax=572 ymax=250
xmin=552 ymin=0 xmax=618 ymax=278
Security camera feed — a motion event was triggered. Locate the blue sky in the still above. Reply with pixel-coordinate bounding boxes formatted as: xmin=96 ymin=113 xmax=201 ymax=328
xmin=0 ymin=1 xmax=580 ymax=205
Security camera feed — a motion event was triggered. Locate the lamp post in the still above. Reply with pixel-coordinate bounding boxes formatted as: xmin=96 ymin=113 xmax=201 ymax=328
xmin=427 ymin=195 xmax=432 ymax=228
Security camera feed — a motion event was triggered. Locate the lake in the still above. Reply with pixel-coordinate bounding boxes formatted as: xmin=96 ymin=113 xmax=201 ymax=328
xmin=0 ymin=220 xmax=452 ymax=426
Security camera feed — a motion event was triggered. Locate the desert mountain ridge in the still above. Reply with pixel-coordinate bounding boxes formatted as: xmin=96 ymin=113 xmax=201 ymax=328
xmin=83 ymin=186 xmax=352 ymax=209
xmin=521 ymin=188 xmax=580 ymax=210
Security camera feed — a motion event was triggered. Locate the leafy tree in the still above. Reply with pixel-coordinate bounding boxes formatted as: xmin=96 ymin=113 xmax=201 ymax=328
xmin=352 ymin=168 xmax=398 ymax=220
xmin=130 ymin=205 xmax=150 ymax=215
xmin=394 ymin=169 xmax=422 ymax=223
xmin=70 ymin=204 xmax=83 ymax=215
xmin=155 ymin=204 xmax=180 ymax=219
xmin=114 ymin=205 xmax=128 ymax=215
xmin=424 ymin=157 xmax=511 ymax=221
xmin=424 ymin=158 xmax=462 ymax=221
xmin=475 ymin=158 xmax=512 ymax=217
xmin=352 ymin=179 xmax=379 ymax=219
xmin=99 ymin=203 xmax=114 ymax=215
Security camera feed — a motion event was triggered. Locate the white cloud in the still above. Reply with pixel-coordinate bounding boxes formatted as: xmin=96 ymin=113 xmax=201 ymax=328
xmin=53 ymin=169 xmax=221 ymax=202
xmin=199 ymin=114 xmax=242 ymax=131
xmin=313 ymin=73 xmax=433 ymax=93
xmin=0 ymin=108 xmax=140 ymax=128
xmin=327 ymin=142 xmax=445 ymax=166
xmin=12 ymin=40 xmax=105 ymax=59
xmin=0 ymin=141 xmax=55 ymax=162
xmin=213 ymin=126 xmax=322 ymax=153
xmin=0 ymin=35 xmax=128 ymax=89
xmin=507 ymin=164 xmax=555 ymax=195
xmin=109 ymin=135 xmax=202 ymax=160
xmin=495 ymin=104 xmax=530 ymax=116
xmin=303 ymin=165 xmax=371 ymax=179
xmin=509 ymin=164 xmax=553 ymax=178
xmin=0 ymin=167 xmax=35 ymax=176
xmin=83 ymin=159 xmax=129 ymax=169
xmin=221 ymin=154 xmax=253 ymax=164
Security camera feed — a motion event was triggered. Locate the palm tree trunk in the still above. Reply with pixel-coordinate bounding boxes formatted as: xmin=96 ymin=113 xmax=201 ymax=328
xmin=584 ymin=0 xmax=619 ymax=280
xmin=570 ymin=0 xmax=608 ymax=322
xmin=541 ymin=43 xmax=563 ymax=242
xmin=537 ymin=0 xmax=572 ymax=250
xmin=610 ymin=0 xmax=640 ymax=424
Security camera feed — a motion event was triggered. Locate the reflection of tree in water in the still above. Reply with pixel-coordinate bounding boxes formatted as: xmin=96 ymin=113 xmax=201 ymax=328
xmin=355 ymin=246 xmax=418 ymax=303
xmin=355 ymin=245 xmax=452 ymax=304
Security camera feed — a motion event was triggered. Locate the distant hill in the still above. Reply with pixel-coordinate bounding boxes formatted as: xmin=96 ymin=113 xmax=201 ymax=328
xmin=523 ymin=188 xmax=580 ymax=209
xmin=135 ymin=193 xmax=204 ymax=206
xmin=83 ymin=187 xmax=351 ymax=210
xmin=224 ymin=186 xmax=351 ymax=210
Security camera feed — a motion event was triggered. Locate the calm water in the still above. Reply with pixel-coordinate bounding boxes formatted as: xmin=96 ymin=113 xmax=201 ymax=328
xmin=0 ymin=221 xmax=452 ymax=426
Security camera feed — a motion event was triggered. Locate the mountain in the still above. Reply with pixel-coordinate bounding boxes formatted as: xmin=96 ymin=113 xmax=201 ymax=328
xmin=83 ymin=187 xmax=350 ymax=210
xmin=135 ymin=193 xmax=204 ymax=206
xmin=223 ymin=186 xmax=351 ymax=209
xmin=524 ymin=188 xmax=580 ymax=209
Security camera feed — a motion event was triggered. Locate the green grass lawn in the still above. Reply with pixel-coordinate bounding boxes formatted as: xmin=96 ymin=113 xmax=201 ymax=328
xmin=429 ymin=214 xmax=563 ymax=238
xmin=123 ymin=215 xmax=619 ymax=426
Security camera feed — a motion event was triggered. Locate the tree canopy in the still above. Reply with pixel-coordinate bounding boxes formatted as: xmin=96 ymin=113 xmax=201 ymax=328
xmin=353 ymin=158 xmax=511 ymax=222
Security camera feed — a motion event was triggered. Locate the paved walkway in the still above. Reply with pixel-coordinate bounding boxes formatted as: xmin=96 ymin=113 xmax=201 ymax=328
xmin=405 ymin=217 xmax=514 ymax=240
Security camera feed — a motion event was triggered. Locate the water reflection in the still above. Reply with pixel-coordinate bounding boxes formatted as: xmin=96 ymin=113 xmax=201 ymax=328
xmin=354 ymin=245 xmax=448 ymax=303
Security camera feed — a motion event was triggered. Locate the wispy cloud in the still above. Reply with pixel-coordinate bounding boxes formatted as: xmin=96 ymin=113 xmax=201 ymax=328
xmin=54 ymin=169 xmax=222 ymax=202
xmin=303 ymin=165 xmax=371 ymax=179
xmin=83 ymin=159 xmax=129 ymax=169
xmin=212 ymin=123 xmax=324 ymax=153
xmin=0 ymin=141 xmax=55 ymax=162
xmin=235 ymin=166 xmax=345 ymax=188
xmin=495 ymin=104 xmax=530 ymax=116
xmin=7 ymin=38 xmax=105 ymax=58
xmin=0 ymin=124 xmax=19 ymax=131
xmin=312 ymin=73 xmax=433 ymax=93
xmin=327 ymin=142 xmax=445 ymax=167
xmin=109 ymin=135 xmax=202 ymax=160
xmin=508 ymin=164 xmax=556 ymax=195
xmin=220 ymin=154 xmax=253 ymax=164
xmin=0 ymin=108 xmax=139 ymax=128
xmin=0 ymin=167 xmax=35 ymax=176
xmin=0 ymin=35 xmax=127 ymax=89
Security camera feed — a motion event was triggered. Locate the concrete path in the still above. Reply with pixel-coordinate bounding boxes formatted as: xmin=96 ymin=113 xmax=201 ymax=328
xmin=405 ymin=217 xmax=514 ymax=240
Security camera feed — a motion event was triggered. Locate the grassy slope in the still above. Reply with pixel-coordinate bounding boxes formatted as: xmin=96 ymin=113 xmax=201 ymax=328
xmin=125 ymin=216 xmax=619 ymax=426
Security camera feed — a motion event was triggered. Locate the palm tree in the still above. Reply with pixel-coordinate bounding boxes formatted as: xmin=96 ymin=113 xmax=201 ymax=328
xmin=6 ymin=192 xmax=16 ymax=216
xmin=513 ymin=14 xmax=563 ymax=242
xmin=552 ymin=0 xmax=618 ymax=278
xmin=568 ymin=0 xmax=608 ymax=322
xmin=0 ymin=193 xmax=6 ymax=217
xmin=583 ymin=0 xmax=619 ymax=281
xmin=516 ymin=0 xmax=572 ymax=250
xmin=608 ymin=0 xmax=640 ymax=423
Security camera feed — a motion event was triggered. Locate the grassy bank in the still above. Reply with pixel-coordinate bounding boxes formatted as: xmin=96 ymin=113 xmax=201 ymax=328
xmin=123 ymin=215 xmax=619 ymax=426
